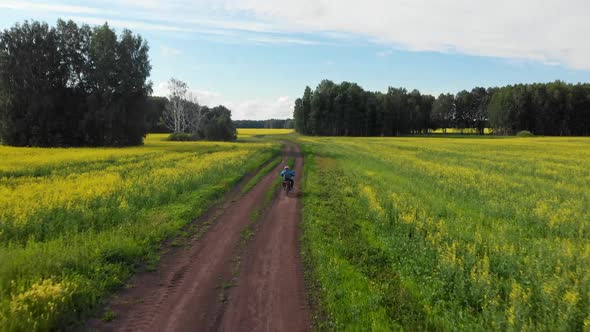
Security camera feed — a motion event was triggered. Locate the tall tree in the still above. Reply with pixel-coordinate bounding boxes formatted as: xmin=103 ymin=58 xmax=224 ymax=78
xmin=200 ymin=105 xmax=237 ymax=141
xmin=432 ymin=93 xmax=455 ymax=132
xmin=0 ymin=19 xmax=151 ymax=146
xmin=488 ymin=87 xmax=515 ymax=135
xmin=145 ymin=96 xmax=170 ymax=132
xmin=454 ymin=90 xmax=472 ymax=132
xmin=293 ymin=97 xmax=304 ymax=133
xmin=301 ymin=86 xmax=312 ymax=134
xmin=292 ymin=80 xmax=590 ymax=137
xmin=162 ymin=78 xmax=190 ymax=134
xmin=471 ymin=87 xmax=489 ymax=134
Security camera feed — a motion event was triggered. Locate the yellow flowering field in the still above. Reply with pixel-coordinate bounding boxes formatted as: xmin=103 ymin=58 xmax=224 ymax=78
xmin=299 ymin=136 xmax=590 ymax=331
xmin=237 ymin=128 xmax=294 ymax=139
xmin=431 ymin=128 xmax=494 ymax=134
xmin=0 ymin=134 xmax=279 ymax=330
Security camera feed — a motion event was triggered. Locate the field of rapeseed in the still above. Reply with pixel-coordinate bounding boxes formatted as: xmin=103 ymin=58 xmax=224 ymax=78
xmin=236 ymin=128 xmax=294 ymax=140
xmin=0 ymin=134 xmax=278 ymax=330
xmin=299 ymin=136 xmax=590 ymax=331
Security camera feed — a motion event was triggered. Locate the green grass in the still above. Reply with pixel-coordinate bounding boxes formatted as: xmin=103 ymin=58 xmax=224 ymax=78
xmin=298 ymin=136 xmax=590 ymax=331
xmin=242 ymin=155 xmax=282 ymax=194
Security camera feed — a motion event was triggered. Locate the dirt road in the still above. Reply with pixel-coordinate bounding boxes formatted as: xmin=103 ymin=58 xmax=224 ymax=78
xmin=219 ymin=146 xmax=309 ymax=331
xmin=88 ymin=143 xmax=310 ymax=332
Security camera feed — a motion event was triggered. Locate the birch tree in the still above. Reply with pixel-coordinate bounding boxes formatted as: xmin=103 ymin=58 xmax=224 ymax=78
xmin=185 ymin=91 xmax=206 ymax=133
xmin=162 ymin=78 xmax=189 ymax=133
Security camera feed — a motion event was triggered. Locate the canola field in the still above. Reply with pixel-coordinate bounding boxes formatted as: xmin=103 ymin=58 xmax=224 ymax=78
xmin=299 ymin=136 xmax=590 ymax=331
xmin=0 ymin=134 xmax=278 ymax=330
xmin=237 ymin=128 xmax=294 ymax=139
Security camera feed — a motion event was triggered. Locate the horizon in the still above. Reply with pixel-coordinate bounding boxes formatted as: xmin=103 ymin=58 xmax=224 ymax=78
xmin=1 ymin=0 xmax=589 ymax=120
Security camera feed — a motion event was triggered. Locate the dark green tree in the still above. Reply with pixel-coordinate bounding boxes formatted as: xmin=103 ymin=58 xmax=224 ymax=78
xmin=432 ymin=93 xmax=455 ymax=132
xmin=292 ymin=79 xmax=590 ymax=137
xmin=471 ymin=87 xmax=489 ymax=134
xmin=488 ymin=87 xmax=516 ymax=135
xmin=200 ymin=105 xmax=237 ymax=141
xmin=145 ymin=96 xmax=170 ymax=132
xmin=454 ymin=90 xmax=473 ymax=132
xmin=0 ymin=19 xmax=152 ymax=146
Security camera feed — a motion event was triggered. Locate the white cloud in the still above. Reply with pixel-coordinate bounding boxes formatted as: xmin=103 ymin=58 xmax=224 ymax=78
xmin=68 ymin=16 xmax=192 ymax=32
xmin=221 ymin=0 xmax=590 ymax=70
xmin=160 ymin=45 xmax=183 ymax=57
xmin=247 ymin=35 xmax=320 ymax=45
xmin=65 ymin=16 xmax=318 ymax=46
xmin=192 ymin=90 xmax=225 ymax=106
xmin=7 ymin=0 xmax=590 ymax=69
xmin=119 ymin=0 xmax=171 ymax=10
xmin=152 ymin=81 xmax=292 ymax=120
xmin=177 ymin=17 xmax=286 ymax=34
xmin=225 ymin=96 xmax=293 ymax=120
xmin=153 ymin=81 xmax=169 ymax=98
xmin=0 ymin=0 xmax=115 ymax=15
xmin=377 ymin=49 xmax=394 ymax=57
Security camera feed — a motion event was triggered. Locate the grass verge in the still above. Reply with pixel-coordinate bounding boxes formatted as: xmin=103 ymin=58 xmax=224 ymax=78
xmin=241 ymin=154 xmax=282 ymax=194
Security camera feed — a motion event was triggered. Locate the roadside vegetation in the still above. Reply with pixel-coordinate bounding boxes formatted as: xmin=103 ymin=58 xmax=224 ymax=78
xmin=0 ymin=134 xmax=279 ymax=330
xmin=299 ymin=136 xmax=590 ymax=330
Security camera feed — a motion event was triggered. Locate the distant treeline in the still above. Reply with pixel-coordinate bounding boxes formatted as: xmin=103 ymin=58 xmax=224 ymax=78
xmin=0 ymin=20 xmax=152 ymax=146
xmin=233 ymin=119 xmax=294 ymax=129
xmin=294 ymin=80 xmax=590 ymax=136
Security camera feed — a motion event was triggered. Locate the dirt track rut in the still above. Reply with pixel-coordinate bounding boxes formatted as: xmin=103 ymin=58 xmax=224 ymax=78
xmin=219 ymin=145 xmax=309 ymax=331
xmin=88 ymin=143 xmax=310 ymax=332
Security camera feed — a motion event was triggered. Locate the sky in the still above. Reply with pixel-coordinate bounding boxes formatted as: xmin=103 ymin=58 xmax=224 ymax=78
xmin=1 ymin=0 xmax=590 ymax=120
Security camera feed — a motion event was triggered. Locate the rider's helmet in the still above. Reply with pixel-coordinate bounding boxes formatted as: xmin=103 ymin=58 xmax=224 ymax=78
xmin=284 ymin=165 xmax=289 ymax=170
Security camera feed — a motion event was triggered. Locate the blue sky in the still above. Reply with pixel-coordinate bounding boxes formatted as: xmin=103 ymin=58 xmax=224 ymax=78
xmin=1 ymin=0 xmax=589 ymax=119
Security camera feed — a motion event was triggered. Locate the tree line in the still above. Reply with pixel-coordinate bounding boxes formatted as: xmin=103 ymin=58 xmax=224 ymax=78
xmin=0 ymin=20 xmax=151 ymax=146
xmin=0 ymin=20 xmax=238 ymax=147
xmin=294 ymin=80 xmax=590 ymax=136
xmin=233 ymin=119 xmax=294 ymax=129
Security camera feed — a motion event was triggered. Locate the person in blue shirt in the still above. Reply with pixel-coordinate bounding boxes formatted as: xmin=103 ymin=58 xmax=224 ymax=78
xmin=280 ymin=165 xmax=295 ymax=189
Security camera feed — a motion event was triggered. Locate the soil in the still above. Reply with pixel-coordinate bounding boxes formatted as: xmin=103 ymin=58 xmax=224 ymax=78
xmin=87 ymin=143 xmax=310 ymax=332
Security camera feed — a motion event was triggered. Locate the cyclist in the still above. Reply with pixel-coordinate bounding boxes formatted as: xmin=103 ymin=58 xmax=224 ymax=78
xmin=280 ymin=165 xmax=295 ymax=190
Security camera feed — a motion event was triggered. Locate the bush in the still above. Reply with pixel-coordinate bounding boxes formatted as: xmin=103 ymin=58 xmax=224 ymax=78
xmin=516 ymin=130 xmax=534 ymax=137
xmin=2 ymin=278 xmax=78 ymax=331
xmin=200 ymin=105 xmax=237 ymax=141
xmin=166 ymin=106 xmax=237 ymax=142
xmin=168 ymin=133 xmax=199 ymax=141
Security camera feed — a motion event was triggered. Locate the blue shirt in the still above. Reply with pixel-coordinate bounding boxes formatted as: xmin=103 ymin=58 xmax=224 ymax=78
xmin=280 ymin=169 xmax=295 ymax=180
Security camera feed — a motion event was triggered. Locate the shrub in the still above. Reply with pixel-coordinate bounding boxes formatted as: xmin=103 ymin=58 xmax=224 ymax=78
xmin=3 ymin=279 xmax=77 ymax=331
xmin=516 ymin=130 xmax=534 ymax=137
xmin=168 ymin=133 xmax=199 ymax=141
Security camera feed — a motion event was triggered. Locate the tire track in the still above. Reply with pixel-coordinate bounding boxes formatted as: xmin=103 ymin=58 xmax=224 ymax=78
xmin=218 ymin=143 xmax=310 ymax=332
xmin=86 ymin=147 xmax=297 ymax=332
